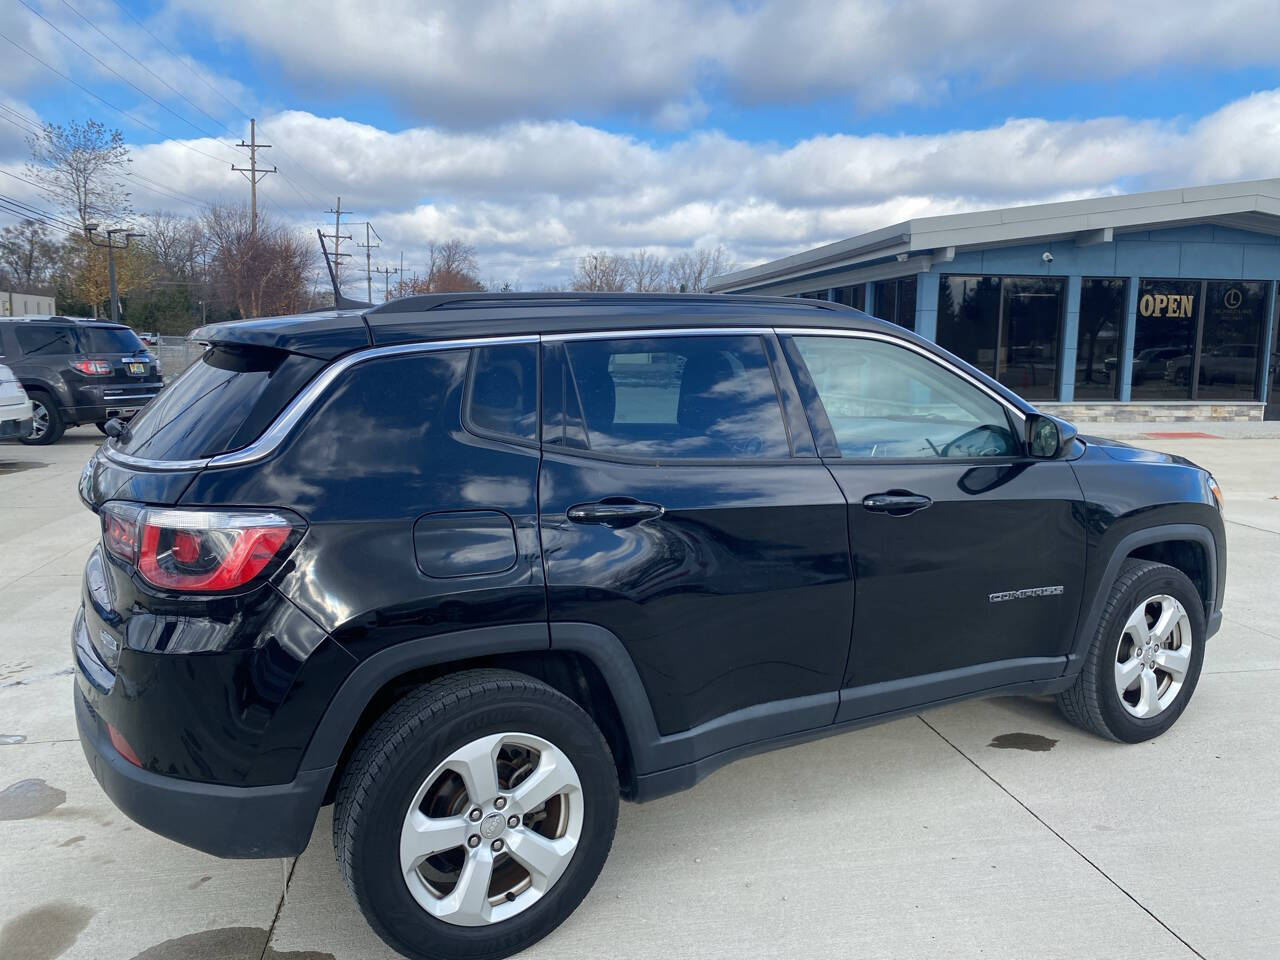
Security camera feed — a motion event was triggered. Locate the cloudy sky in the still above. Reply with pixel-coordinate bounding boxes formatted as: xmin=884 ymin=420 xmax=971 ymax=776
xmin=3 ymin=0 xmax=1280 ymax=288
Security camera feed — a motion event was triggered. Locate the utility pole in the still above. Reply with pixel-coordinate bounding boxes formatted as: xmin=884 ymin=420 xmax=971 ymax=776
xmin=356 ymin=222 xmax=382 ymax=303
xmin=322 ymin=197 xmax=354 ymax=289
xmin=232 ymin=119 xmax=276 ymax=236
xmin=85 ymin=223 xmax=145 ymax=324
xmin=372 ymin=266 xmax=400 ymax=302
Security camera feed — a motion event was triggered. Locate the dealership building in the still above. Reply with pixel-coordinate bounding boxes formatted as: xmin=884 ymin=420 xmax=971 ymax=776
xmin=708 ymin=179 xmax=1280 ymax=420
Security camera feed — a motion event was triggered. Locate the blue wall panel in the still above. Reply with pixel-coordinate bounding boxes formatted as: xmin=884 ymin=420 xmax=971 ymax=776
xmin=1177 ymin=242 xmax=1244 ymax=278
xmin=1115 ymin=240 xmax=1182 ymax=277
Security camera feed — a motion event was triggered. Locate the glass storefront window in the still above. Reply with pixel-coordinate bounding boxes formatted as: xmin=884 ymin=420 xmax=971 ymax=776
xmin=1131 ymin=279 xmax=1199 ymax=400
xmin=798 ymin=290 xmax=827 ymax=300
xmin=1075 ymin=278 xmax=1127 ymax=400
xmin=1199 ymin=281 xmax=1267 ymax=400
xmin=937 ymin=275 xmax=1063 ymax=400
xmin=833 ymin=285 xmax=866 ymax=310
xmin=872 ymin=277 xmax=916 ymax=330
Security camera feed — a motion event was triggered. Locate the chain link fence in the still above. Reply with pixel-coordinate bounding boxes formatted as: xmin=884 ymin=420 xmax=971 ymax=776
xmin=156 ymin=336 xmax=205 ymax=382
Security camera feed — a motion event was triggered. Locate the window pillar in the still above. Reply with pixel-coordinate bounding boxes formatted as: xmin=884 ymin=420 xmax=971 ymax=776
xmin=1261 ymin=280 xmax=1277 ymax=405
xmin=1058 ymin=275 xmax=1081 ymax=402
xmin=1118 ymin=276 xmax=1140 ymax=402
xmin=863 ymin=281 xmax=875 ymax=317
xmin=914 ymin=272 xmax=937 ymax=341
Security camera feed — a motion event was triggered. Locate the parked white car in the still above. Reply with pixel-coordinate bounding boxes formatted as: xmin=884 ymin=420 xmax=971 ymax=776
xmin=0 ymin=363 xmax=33 ymax=441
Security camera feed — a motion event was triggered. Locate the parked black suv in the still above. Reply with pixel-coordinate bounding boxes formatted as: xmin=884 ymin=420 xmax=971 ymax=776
xmin=0 ymin=316 xmax=163 ymax=444
xmin=74 ymin=293 xmax=1225 ymax=960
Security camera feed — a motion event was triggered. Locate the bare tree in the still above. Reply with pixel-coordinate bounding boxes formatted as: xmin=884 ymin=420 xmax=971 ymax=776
xmin=203 ymin=202 xmax=314 ymax=318
xmin=428 ymin=238 xmax=483 ymax=292
xmin=571 ymin=251 xmax=626 ymax=291
xmin=25 ymin=120 xmax=131 ymax=231
xmin=138 ymin=211 xmax=205 ymax=281
xmin=623 ymin=249 xmax=666 ymax=291
xmin=0 ymin=219 xmax=59 ymax=292
xmin=665 ymin=245 xmax=733 ymax=293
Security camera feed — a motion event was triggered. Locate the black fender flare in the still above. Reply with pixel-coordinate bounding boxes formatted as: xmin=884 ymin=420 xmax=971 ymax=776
xmin=1069 ymin=522 xmax=1220 ymax=672
xmin=296 ymin=622 xmax=668 ymax=781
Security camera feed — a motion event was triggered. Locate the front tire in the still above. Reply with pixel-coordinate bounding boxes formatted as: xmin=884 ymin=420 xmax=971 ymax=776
xmin=333 ymin=669 xmax=619 ymax=960
xmin=19 ymin=391 xmax=64 ymax=445
xmin=1057 ymin=559 xmax=1206 ymax=742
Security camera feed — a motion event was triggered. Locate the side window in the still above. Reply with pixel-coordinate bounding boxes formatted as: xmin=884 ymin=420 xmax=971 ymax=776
xmin=14 ymin=325 xmax=76 ymax=356
xmin=790 ymin=335 xmax=1018 ymax=459
xmin=559 ymin=334 xmax=791 ymax=460
xmin=465 ymin=343 xmax=538 ymax=443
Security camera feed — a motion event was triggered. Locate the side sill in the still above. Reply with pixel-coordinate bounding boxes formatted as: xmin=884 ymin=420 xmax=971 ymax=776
xmin=630 ymin=674 xmax=1075 ymax=803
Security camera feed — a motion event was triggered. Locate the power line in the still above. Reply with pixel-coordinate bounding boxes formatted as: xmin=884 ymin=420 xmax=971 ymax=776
xmin=0 ymin=193 xmax=83 ymax=233
xmin=0 ymin=168 xmax=115 ymax=219
xmin=0 ymin=29 xmax=233 ymax=167
xmin=57 ymin=0 xmax=243 ymax=141
xmin=16 ymin=0 xmax=240 ymax=158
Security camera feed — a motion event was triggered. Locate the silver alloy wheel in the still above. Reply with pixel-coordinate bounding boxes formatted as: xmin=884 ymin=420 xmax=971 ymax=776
xmin=28 ymin=399 xmax=48 ymax=440
xmin=399 ymin=731 xmax=583 ymax=927
xmin=1114 ymin=594 xmax=1193 ymax=718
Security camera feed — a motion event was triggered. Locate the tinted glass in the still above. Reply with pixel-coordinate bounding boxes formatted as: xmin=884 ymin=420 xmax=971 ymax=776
xmin=937 ymin=276 xmax=1000 ymax=375
xmin=563 ymin=335 xmax=790 ymax=459
xmin=873 ymin=280 xmax=897 ymax=325
xmin=998 ymin=277 xmax=1063 ymax=400
xmin=14 ymin=325 xmax=76 ymax=356
xmin=1132 ymin=279 xmax=1199 ymax=400
xmin=79 ymin=327 xmax=144 ymax=354
xmin=116 ymin=345 xmax=320 ymax=460
xmin=1075 ymin=278 xmax=1126 ymax=399
xmin=793 ymin=336 xmax=1017 ymax=459
xmin=1199 ymin=281 xmax=1266 ymax=400
xmin=465 ymin=343 xmax=538 ymax=441
xmin=834 ymin=285 xmax=866 ymax=310
xmin=872 ymin=277 xmax=916 ymax=330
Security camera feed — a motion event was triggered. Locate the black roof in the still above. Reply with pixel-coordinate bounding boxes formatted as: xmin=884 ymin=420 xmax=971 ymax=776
xmin=189 ymin=292 xmax=1035 ymax=414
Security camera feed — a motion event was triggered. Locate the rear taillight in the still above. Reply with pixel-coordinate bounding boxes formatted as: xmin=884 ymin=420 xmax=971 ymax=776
xmin=73 ymin=359 xmax=113 ymax=375
xmin=101 ymin=503 xmax=301 ymax=592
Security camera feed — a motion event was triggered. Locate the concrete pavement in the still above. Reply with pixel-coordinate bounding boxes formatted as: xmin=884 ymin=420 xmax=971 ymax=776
xmin=1 ymin=425 xmax=1277 ymax=960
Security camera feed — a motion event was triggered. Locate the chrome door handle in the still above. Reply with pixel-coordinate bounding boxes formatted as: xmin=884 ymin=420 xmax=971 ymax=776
xmin=567 ymin=499 xmax=664 ymax=526
xmin=861 ymin=492 xmax=933 ymax=516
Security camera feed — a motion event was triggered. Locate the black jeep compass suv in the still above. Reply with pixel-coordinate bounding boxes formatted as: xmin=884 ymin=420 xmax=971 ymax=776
xmin=74 ymin=293 xmax=1225 ymax=960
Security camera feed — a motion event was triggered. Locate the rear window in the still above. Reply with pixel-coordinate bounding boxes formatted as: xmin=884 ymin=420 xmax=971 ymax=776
xmin=115 ymin=345 xmax=323 ymax=461
xmin=78 ymin=327 xmax=144 ymax=354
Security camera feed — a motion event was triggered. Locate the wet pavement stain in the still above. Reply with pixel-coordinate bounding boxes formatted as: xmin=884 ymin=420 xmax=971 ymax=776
xmin=0 ymin=779 xmax=67 ymax=820
xmin=127 ymin=927 xmax=335 ymax=960
xmin=0 ymin=461 xmax=45 ymax=475
xmin=989 ymin=732 xmax=1058 ymax=752
xmin=58 ymin=835 xmax=85 ymax=847
xmin=0 ymin=902 xmax=94 ymax=960
xmin=0 ymin=734 xmax=27 ymax=744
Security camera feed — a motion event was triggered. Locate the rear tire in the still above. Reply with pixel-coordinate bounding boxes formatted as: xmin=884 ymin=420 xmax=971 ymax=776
xmin=95 ymin=421 xmax=109 ymax=435
xmin=333 ymin=669 xmax=618 ymax=960
xmin=20 ymin=391 xmax=64 ymax=445
xmin=1057 ymin=559 xmax=1205 ymax=742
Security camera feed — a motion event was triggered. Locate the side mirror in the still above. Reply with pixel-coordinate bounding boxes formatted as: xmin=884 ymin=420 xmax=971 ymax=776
xmin=1026 ymin=414 xmax=1077 ymax=459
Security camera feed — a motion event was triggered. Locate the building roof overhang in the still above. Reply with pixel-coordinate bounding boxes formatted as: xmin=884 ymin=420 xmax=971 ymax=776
xmin=708 ymin=178 xmax=1280 ymax=293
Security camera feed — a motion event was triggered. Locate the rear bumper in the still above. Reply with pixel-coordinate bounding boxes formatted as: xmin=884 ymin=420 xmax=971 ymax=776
xmin=66 ymin=382 xmax=162 ymax=424
xmin=0 ymin=416 xmax=31 ymax=439
xmin=74 ymin=681 xmax=331 ymax=858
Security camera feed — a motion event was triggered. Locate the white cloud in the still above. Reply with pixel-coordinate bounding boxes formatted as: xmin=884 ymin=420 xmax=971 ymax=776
xmin=9 ymin=89 xmax=1280 ymax=287
xmin=160 ymin=0 xmax=1280 ymax=125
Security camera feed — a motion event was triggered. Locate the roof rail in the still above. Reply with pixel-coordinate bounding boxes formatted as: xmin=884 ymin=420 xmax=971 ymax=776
xmin=366 ymin=290 xmax=849 ymax=316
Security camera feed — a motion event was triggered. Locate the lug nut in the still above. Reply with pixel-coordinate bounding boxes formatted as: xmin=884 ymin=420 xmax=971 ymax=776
xmin=494 ymin=796 xmax=507 ymax=810
xmin=508 ymin=815 xmax=520 ymax=828
xmin=492 ymin=839 xmax=504 ymax=852
xmin=469 ymin=808 xmax=482 ymax=822
xmin=468 ymin=835 xmax=480 ymax=848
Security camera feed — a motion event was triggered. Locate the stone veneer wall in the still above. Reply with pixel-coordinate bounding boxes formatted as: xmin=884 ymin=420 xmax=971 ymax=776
xmin=1036 ymin=402 xmax=1264 ymax=423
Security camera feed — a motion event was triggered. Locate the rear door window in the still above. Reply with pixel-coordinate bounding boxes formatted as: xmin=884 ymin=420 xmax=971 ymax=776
xmin=14 ymin=326 xmax=77 ymax=356
xmin=114 ymin=345 xmax=323 ymax=461
xmin=464 ymin=343 xmax=538 ymax=443
xmin=558 ymin=334 xmax=791 ymax=459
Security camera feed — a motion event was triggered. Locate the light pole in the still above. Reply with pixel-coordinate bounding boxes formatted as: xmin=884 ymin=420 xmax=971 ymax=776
xmin=84 ymin=223 xmax=145 ymax=325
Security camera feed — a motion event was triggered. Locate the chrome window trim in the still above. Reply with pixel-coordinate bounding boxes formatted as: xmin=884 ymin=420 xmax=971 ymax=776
xmin=102 ymin=335 xmax=538 ymax=472
xmin=98 ymin=323 xmax=1026 ymax=474
xmin=775 ymin=326 xmax=1029 ymax=424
